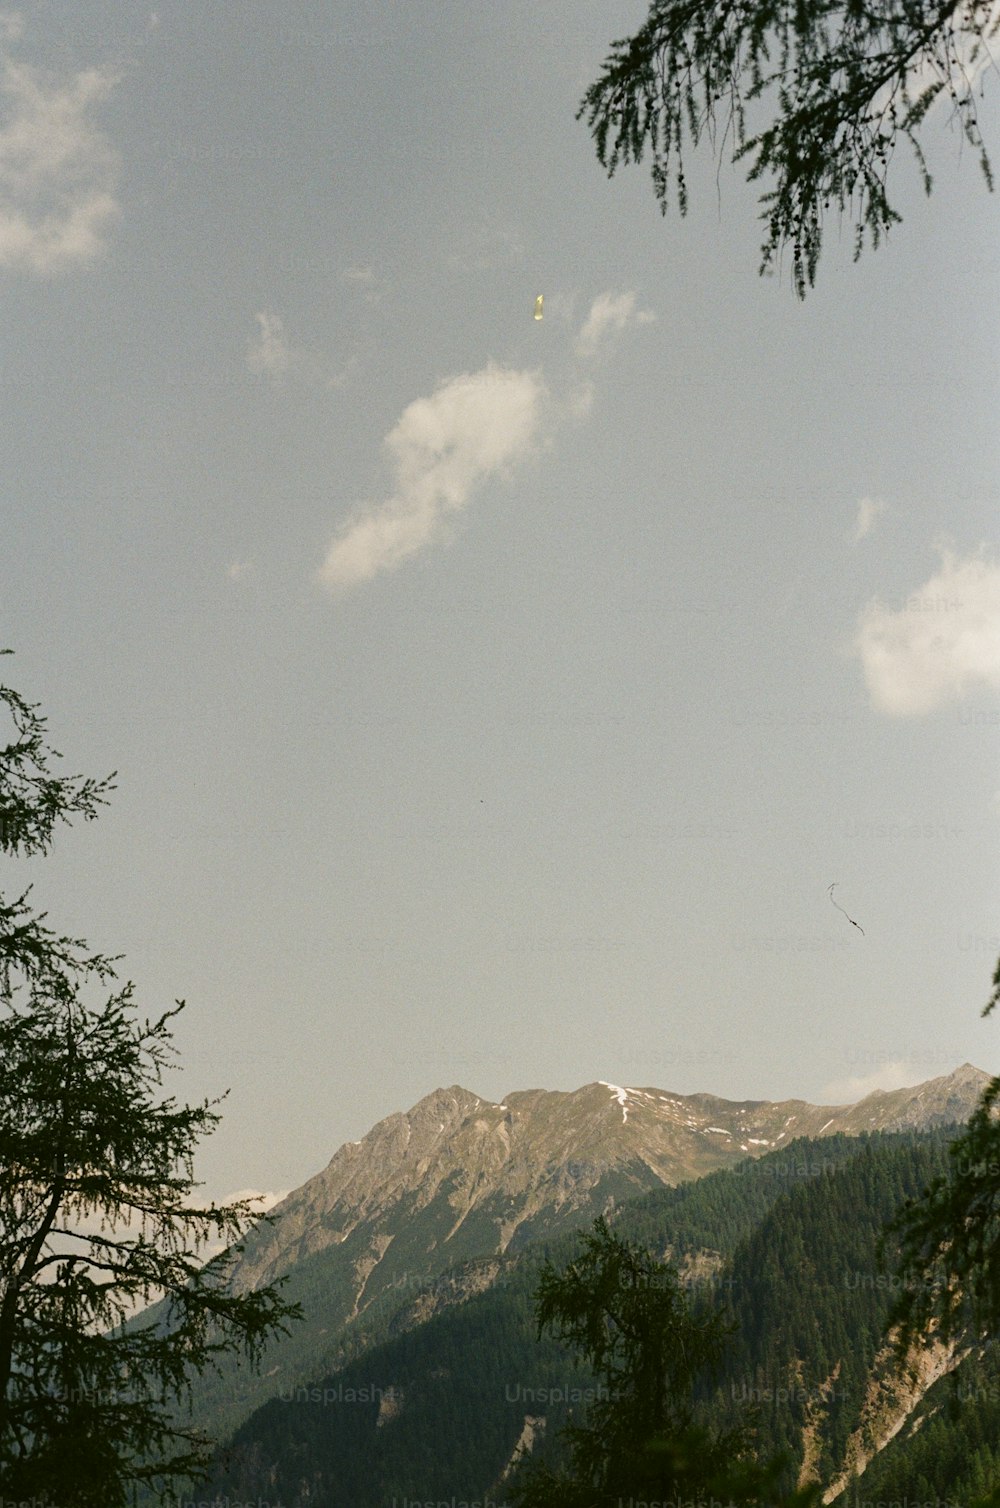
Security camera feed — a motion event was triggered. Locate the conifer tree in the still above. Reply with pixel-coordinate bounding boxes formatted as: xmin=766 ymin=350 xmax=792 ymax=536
xmin=878 ymin=958 xmax=1000 ymax=1508
xmin=0 ymin=653 xmax=301 ymax=1505
xmin=512 ymin=1216 xmax=818 ymax=1507
xmin=579 ymin=0 xmax=998 ymax=295
xmin=882 ymin=961 xmax=1000 ymax=1349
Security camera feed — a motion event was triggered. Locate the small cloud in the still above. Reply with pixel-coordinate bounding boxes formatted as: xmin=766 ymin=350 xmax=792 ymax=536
xmin=246 ymin=310 xmax=291 ymax=380
xmin=849 ymin=495 xmax=886 ymax=545
xmin=0 ymin=30 xmax=120 ymax=275
xmin=196 ymin=1188 xmax=291 ymax=1265
xmin=820 ymin=1060 xmax=917 ymax=1102
xmin=342 ymin=263 xmax=381 ymax=303
xmin=855 ymin=546 xmax=1000 ymax=715
xmin=226 ymin=560 xmax=254 ymax=581
xmin=574 ymin=290 xmax=655 ymax=359
xmin=246 ymin=308 xmax=351 ymax=388
xmin=318 ymin=363 xmax=545 ymax=590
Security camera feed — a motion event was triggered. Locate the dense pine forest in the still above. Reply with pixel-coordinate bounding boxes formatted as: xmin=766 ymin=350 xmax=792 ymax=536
xmin=196 ymin=1126 xmax=1000 ymax=1505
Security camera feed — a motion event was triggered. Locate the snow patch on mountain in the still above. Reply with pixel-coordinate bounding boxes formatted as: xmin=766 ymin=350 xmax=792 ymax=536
xmin=599 ymin=1081 xmax=630 ymax=1123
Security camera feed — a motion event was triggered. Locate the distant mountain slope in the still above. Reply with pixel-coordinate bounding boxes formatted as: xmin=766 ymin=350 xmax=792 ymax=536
xmin=198 ymin=1127 xmax=973 ymax=1507
xmin=234 ymin=1066 xmax=991 ymax=1291
xmin=828 ymin=1338 xmax=1000 ymax=1505
xmin=180 ymin=1065 xmax=988 ymax=1446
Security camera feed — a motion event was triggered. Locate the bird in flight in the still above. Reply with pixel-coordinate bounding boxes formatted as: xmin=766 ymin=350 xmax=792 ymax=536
xmin=829 ymin=883 xmax=864 ymax=935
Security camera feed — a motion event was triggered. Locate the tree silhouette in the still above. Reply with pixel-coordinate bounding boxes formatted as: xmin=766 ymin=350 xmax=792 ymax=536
xmin=0 ymin=652 xmax=301 ymax=1505
xmin=579 ymin=0 xmax=998 ymax=294
xmin=513 ymin=1215 xmax=818 ymax=1507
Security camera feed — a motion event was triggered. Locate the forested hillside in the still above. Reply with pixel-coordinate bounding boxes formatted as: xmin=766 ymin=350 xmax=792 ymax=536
xmin=196 ymin=1127 xmax=985 ymax=1506
xmin=831 ymin=1343 xmax=1000 ymax=1506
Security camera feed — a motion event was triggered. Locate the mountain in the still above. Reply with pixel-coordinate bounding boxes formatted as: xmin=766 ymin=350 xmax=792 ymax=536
xmin=234 ymin=1066 xmax=991 ymax=1288
xmin=198 ymin=1124 xmax=997 ymax=1507
xmin=183 ymin=1065 xmax=990 ymax=1445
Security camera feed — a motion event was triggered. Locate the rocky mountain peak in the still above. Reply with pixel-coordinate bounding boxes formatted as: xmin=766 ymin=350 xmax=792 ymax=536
xmin=192 ymin=1061 xmax=991 ymax=1450
xmin=233 ymin=1065 xmax=990 ymax=1299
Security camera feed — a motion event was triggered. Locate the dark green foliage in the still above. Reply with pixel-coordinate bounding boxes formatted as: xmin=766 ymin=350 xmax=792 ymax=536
xmin=0 ymin=650 xmax=115 ymax=861
xmin=174 ymin=1166 xmax=659 ymax=1448
xmin=183 ymin=1131 xmax=874 ymax=1454
xmin=720 ymin=1131 xmax=957 ymax=1490
xmin=578 ymin=0 xmax=998 ymax=294
xmin=829 ymin=1340 xmax=1000 ymax=1507
xmin=881 ymin=968 xmax=1000 ymax=1362
xmin=881 ymin=1075 xmax=1000 ymax=1362
xmin=513 ymin=1217 xmax=816 ymax=1508
xmin=619 ymin=1131 xmax=869 ymax=1261
xmin=985 ymin=953 xmax=1000 ymax=1021
xmin=864 ymin=959 xmax=1000 ymax=1506
xmin=0 ymin=657 xmax=301 ymax=1505
xmin=203 ymin=1265 xmax=577 ymax=1504
xmin=196 ymin=1128 xmax=967 ymax=1505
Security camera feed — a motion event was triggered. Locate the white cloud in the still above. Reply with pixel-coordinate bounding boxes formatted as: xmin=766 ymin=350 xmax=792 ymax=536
xmin=246 ymin=309 xmax=291 ymax=380
xmin=318 ymin=364 xmax=545 ymax=589
xmin=575 ymin=290 xmax=655 ymax=359
xmin=855 ymin=547 xmax=1000 ymax=715
xmin=342 ymin=262 xmax=381 ymax=303
xmin=314 ymin=287 xmax=652 ymax=591
xmin=194 ymin=1188 xmax=291 ymax=1266
xmin=246 ymin=308 xmax=352 ymax=388
xmin=0 ymin=35 xmax=120 ymax=275
xmin=820 ymin=1060 xmax=920 ymax=1103
xmin=849 ymin=495 xmax=886 ymax=545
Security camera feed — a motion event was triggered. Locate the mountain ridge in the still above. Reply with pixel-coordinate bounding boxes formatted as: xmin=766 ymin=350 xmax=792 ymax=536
xmin=233 ymin=1064 xmax=991 ymax=1291
xmin=199 ymin=1123 xmax=990 ymax=1507
xmin=180 ymin=1064 xmax=991 ymax=1448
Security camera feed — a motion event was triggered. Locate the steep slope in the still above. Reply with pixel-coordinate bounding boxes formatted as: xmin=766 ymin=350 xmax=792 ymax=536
xmin=828 ymin=1339 xmax=1000 ymax=1504
xmin=233 ymin=1066 xmax=991 ymax=1291
xmin=717 ymin=1132 xmax=972 ymax=1488
xmin=181 ymin=1066 xmax=990 ymax=1444
xmin=197 ymin=1127 xmax=970 ymax=1508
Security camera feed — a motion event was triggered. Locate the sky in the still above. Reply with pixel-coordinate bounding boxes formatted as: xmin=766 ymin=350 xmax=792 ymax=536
xmin=1 ymin=0 xmax=998 ymax=1206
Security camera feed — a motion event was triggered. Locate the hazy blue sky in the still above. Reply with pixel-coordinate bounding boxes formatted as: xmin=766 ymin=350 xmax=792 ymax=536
xmin=2 ymin=0 xmax=998 ymax=1203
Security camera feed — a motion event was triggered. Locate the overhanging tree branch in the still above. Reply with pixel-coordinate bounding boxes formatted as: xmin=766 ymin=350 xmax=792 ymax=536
xmin=579 ymin=0 xmax=999 ymax=293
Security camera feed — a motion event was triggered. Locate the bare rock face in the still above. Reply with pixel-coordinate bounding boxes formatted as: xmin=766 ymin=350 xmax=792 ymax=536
xmin=497 ymin=1414 xmax=546 ymax=1485
xmin=374 ymin=1384 xmax=404 ymax=1429
xmin=192 ymin=1065 xmax=988 ymax=1448
xmin=232 ymin=1066 xmax=990 ymax=1305
xmin=822 ymin=1332 xmax=968 ymax=1503
xmin=387 ymin=1256 xmax=507 ymax=1336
